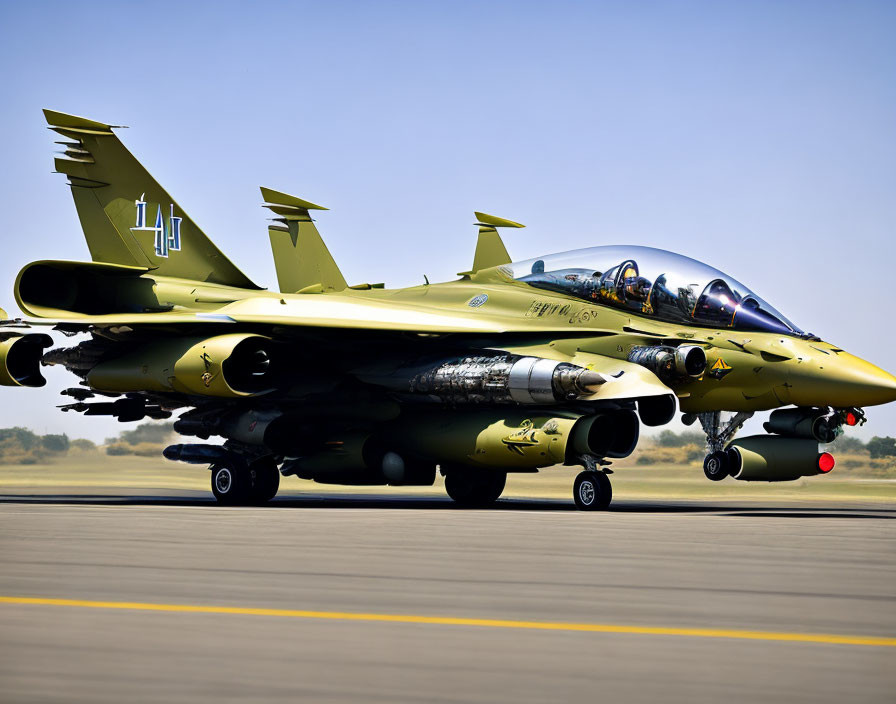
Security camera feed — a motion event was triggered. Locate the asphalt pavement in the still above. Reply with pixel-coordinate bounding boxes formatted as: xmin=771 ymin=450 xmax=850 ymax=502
xmin=0 ymin=495 xmax=894 ymax=703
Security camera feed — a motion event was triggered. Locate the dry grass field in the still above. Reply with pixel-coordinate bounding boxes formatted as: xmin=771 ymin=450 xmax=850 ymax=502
xmin=1 ymin=445 xmax=894 ymax=504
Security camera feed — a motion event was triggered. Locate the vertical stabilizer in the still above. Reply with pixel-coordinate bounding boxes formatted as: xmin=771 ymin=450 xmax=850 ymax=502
xmin=261 ymin=187 xmax=347 ymax=294
xmin=44 ymin=109 xmax=259 ymax=289
xmin=467 ymin=211 xmax=524 ymax=274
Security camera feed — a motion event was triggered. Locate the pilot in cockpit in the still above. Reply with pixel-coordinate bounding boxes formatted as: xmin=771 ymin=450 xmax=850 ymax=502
xmin=596 ymin=260 xmax=653 ymax=313
xmin=515 ymin=247 xmax=805 ymax=336
xmin=693 ymin=279 xmax=738 ymax=327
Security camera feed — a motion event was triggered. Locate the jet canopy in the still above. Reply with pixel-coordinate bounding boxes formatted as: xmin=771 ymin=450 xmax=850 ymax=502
xmin=510 ymin=245 xmax=804 ymax=336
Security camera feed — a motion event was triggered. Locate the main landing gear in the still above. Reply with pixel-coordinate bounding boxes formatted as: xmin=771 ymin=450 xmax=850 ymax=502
xmin=442 ymin=464 xmax=507 ymax=507
xmin=211 ymin=457 xmax=280 ymax=505
xmin=442 ymin=456 xmax=616 ymax=510
xmin=573 ymin=470 xmax=612 ymax=510
xmin=573 ymin=454 xmax=613 ymax=510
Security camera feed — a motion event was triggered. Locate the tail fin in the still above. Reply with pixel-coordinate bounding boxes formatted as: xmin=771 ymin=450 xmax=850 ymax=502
xmin=44 ymin=109 xmax=258 ymax=289
xmin=261 ymin=187 xmax=347 ymax=293
xmin=460 ymin=211 xmax=523 ymax=275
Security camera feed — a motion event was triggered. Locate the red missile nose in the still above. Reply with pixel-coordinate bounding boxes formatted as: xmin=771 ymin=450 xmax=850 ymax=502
xmin=818 ymin=453 xmax=835 ymax=473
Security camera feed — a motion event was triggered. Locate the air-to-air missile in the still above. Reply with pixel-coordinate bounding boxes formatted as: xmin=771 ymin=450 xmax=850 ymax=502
xmin=2 ymin=109 xmax=895 ymax=509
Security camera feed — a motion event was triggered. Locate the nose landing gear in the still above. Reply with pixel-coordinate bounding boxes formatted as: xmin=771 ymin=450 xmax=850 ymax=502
xmin=703 ymin=450 xmax=734 ymax=481
xmin=697 ymin=411 xmax=753 ymax=482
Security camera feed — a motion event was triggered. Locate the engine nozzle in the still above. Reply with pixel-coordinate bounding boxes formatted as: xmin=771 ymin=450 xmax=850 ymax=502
xmin=627 ymin=345 xmax=706 ymax=383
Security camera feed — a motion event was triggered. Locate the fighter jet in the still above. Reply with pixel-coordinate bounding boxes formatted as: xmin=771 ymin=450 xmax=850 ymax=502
xmin=2 ymin=109 xmax=895 ymax=509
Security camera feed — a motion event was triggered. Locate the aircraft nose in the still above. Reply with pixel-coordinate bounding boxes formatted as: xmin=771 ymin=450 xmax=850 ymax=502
xmin=789 ymin=351 xmax=896 ymax=408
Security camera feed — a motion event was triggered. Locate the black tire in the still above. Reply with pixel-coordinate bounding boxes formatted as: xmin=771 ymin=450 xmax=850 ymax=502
xmin=443 ymin=466 xmax=506 ymax=507
xmin=248 ymin=459 xmax=280 ymax=504
xmin=211 ymin=463 xmax=251 ymax=505
xmin=573 ymin=471 xmax=612 ymax=510
xmin=703 ymin=451 xmax=731 ymax=481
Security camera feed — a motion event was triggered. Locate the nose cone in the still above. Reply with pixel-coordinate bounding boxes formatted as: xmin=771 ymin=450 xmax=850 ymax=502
xmin=789 ymin=350 xmax=896 ymax=408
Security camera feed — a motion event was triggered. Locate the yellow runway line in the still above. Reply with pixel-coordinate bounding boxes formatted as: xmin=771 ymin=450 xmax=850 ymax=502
xmin=1 ymin=595 xmax=894 ymax=648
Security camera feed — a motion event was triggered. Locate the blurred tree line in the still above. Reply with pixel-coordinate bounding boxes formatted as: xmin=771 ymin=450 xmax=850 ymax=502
xmin=654 ymin=430 xmax=705 ymax=448
xmin=825 ymin=434 xmax=896 ymax=458
xmin=0 ymin=427 xmax=94 ymax=464
xmin=0 ymin=421 xmax=176 ymax=464
xmin=1 ymin=423 xmax=893 ymax=465
xmin=104 ymin=422 xmax=175 ymax=457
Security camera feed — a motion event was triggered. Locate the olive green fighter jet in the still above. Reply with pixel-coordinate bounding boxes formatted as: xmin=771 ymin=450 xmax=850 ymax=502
xmin=2 ymin=109 xmax=895 ymax=509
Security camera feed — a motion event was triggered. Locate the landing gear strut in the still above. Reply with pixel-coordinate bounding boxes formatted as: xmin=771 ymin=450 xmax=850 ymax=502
xmin=697 ymin=411 xmax=753 ymax=481
xmin=211 ymin=457 xmax=280 ymax=505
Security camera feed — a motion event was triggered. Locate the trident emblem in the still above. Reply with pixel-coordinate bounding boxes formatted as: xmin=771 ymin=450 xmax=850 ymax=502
xmin=131 ymin=193 xmax=182 ymax=258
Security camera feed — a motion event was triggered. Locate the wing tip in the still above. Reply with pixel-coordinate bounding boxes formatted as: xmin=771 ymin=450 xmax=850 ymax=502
xmin=474 ymin=211 xmax=525 ymax=229
xmin=42 ymin=109 xmax=121 ymax=132
xmin=260 ymin=186 xmax=328 ymax=211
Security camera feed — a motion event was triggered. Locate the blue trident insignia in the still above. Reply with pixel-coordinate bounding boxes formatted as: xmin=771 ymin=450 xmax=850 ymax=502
xmin=131 ymin=193 xmax=182 ymax=257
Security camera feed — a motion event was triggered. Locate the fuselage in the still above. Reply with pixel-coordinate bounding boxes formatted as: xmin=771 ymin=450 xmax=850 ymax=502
xmin=14 ymin=245 xmax=896 ymax=416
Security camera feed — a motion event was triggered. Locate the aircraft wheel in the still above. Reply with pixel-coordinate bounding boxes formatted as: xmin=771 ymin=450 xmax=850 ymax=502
xmin=443 ymin=466 xmax=506 ymax=507
xmin=211 ymin=463 xmax=251 ymax=505
xmin=573 ymin=471 xmax=612 ymax=510
xmin=248 ymin=459 xmax=280 ymax=504
xmin=703 ymin=451 xmax=731 ymax=481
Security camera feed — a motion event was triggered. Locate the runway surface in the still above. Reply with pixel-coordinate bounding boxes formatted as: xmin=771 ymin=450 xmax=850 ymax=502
xmin=1 ymin=495 xmax=894 ymax=702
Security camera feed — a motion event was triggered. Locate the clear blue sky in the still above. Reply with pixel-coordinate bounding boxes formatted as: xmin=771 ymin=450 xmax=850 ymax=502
xmin=0 ymin=0 xmax=894 ymax=442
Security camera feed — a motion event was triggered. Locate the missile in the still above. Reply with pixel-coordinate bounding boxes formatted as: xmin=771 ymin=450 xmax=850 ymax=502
xmin=163 ymin=443 xmax=232 ymax=465
xmin=763 ymin=407 xmax=839 ymax=443
xmin=358 ymin=354 xmax=613 ymax=405
xmin=726 ymin=435 xmax=835 ymax=481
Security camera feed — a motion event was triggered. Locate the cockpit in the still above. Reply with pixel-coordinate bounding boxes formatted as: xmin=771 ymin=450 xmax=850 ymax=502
xmin=510 ymin=245 xmax=806 ymax=336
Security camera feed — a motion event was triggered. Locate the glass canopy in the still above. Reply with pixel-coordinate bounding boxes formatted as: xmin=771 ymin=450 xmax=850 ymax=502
xmin=510 ymin=245 xmax=804 ymax=336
